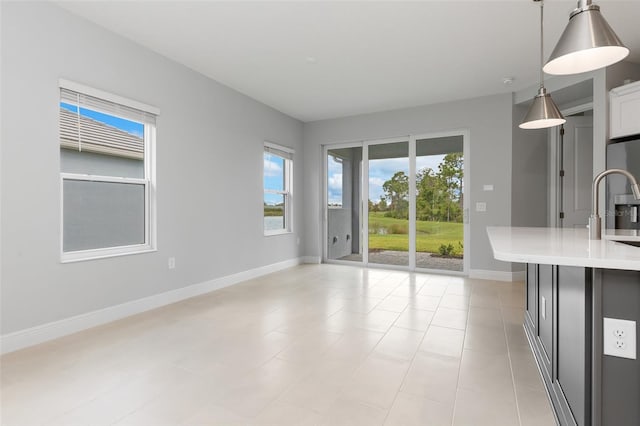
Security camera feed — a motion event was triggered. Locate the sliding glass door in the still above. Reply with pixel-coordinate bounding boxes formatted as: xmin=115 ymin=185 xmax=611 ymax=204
xmin=367 ymin=140 xmax=409 ymax=267
xmin=325 ymin=132 xmax=467 ymax=274
xmin=415 ymin=136 xmax=464 ymax=272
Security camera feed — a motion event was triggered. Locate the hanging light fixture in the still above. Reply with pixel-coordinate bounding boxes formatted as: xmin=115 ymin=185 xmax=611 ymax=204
xmin=520 ymin=0 xmax=566 ymax=130
xmin=544 ymin=0 xmax=628 ymax=75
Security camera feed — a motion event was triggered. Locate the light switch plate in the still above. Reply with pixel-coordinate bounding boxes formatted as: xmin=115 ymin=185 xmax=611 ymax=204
xmin=603 ymin=317 xmax=636 ymax=359
xmin=483 ymin=184 xmax=494 ymax=191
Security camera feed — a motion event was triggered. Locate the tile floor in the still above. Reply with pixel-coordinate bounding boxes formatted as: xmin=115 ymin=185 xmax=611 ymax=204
xmin=0 ymin=264 xmax=556 ymax=426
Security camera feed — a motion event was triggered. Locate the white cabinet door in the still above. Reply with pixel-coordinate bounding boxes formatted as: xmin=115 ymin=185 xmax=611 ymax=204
xmin=610 ymin=81 xmax=640 ymax=139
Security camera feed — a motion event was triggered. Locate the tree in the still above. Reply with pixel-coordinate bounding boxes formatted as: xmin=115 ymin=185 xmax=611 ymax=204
xmin=416 ymin=167 xmax=445 ymax=221
xmin=382 ymin=171 xmax=408 ymax=219
xmin=437 ymin=153 xmax=463 ymax=222
xmin=415 ymin=153 xmax=463 ymax=222
xmin=378 ymin=197 xmax=387 ymax=211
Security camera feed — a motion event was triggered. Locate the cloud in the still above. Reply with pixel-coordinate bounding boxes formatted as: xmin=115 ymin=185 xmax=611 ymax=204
xmin=328 ymin=173 xmax=343 ymax=191
xmin=263 ymin=157 xmax=283 ymax=177
xmin=417 ymin=154 xmax=445 ymax=172
xmin=369 ymin=177 xmax=386 ymax=187
xmin=327 ymin=172 xmax=343 ymax=205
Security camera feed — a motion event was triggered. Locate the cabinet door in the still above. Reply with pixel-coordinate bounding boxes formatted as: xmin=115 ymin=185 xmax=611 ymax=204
xmin=610 ymin=82 xmax=640 ymax=138
xmin=537 ymin=264 xmax=554 ymax=383
xmin=526 ymin=263 xmax=537 ymax=331
xmin=554 ymin=266 xmax=591 ymax=426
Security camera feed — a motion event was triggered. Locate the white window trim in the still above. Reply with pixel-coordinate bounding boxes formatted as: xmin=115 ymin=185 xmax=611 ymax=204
xmin=60 ymin=122 xmax=157 ymax=263
xmin=264 ymin=143 xmax=293 ymax=236
xmin=59 ymin=79 xmax=160 ymax=116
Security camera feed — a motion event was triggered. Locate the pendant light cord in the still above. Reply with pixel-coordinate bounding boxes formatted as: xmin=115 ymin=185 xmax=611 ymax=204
xmin=539 ymin=0 xmax=544 ymax=90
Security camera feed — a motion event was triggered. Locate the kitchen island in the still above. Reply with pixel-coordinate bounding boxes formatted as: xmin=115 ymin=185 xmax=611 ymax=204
xmin=487 ymin=227 xmax=640 ymax=426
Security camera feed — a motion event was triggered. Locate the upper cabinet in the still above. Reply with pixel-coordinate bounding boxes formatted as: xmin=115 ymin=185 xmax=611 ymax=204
xmin=610 ymin=80 xmax=640 ymax=139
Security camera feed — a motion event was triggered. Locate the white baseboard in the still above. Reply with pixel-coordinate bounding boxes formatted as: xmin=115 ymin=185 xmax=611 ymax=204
xmin=0 ymin=257 xmax=302 ymax=355
xmin=301 ymin=256 xmax=321 ymax=264
xmin=469 ymin=269 xmax=526 ymax=282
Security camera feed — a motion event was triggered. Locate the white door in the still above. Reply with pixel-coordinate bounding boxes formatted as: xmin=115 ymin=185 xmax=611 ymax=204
xmin=560 ymin=116 xmax=593 ymax=229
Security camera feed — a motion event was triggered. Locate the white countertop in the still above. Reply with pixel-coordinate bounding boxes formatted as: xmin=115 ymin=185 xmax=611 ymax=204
xmin=486 ymin=227 xmax=640 ymax=271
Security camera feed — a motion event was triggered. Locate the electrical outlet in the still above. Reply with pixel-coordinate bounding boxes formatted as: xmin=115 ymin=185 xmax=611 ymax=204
xmin=603 ymin=318 xmax=636 ymax=359
xmin=475 ymin=202 xmax=487 ymax=212
xmin=168 ymin=257 xmax=176 ymax=269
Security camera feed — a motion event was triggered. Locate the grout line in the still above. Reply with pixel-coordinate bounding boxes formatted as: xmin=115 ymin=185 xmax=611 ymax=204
xmin=448 ymin=289 xmax=470 ymax=426
xmin=502 ymin=296 xmax=525 ymax=426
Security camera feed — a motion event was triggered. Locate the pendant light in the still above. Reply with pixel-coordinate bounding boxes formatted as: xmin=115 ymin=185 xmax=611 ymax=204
xmin=520 ymin=0 xmax=566 ymax=130
xmin=544 ymin=0 xmax=628 ymax=75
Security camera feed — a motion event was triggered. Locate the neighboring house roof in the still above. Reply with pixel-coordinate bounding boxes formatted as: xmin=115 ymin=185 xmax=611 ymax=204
xmin=59 ymin=108 xmax=144 ymax=160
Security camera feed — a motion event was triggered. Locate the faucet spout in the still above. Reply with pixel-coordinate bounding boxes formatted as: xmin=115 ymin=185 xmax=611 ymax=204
xmin=589 ymin=168 xmax=640 ymax=240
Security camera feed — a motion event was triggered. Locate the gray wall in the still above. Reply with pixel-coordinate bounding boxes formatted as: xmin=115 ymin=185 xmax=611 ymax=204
xmin=0 ymin=2 xmax=304 ymax=334
xmin=511 ymin=104 xmax=549 ymax=228
xmin=510 ymin=104 xmax=549 ymax=273
xmin=302 ymin=94 xmax=514 ymax=273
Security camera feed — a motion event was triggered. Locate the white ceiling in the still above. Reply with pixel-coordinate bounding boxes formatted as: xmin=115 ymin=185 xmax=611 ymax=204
xmin=55 ymin=0 xmax=640 ymax=122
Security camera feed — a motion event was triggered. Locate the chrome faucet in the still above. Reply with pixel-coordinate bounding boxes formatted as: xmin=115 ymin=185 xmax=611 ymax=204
xmin=589 ymin=168 xmax=640 ymax=239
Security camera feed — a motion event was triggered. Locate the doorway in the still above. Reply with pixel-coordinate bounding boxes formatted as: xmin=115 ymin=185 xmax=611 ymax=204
xmin=550 ymin=112 xmax=594 ymax=228
xmin=326 ymin=145 xmax=363 ymax=262
xmin=324 ymin=132 xmax=468 ymax=274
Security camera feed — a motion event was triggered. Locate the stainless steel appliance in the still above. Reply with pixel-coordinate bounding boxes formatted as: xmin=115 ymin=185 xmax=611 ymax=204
xmin=607 ymin=140 xmax=640 ymax=229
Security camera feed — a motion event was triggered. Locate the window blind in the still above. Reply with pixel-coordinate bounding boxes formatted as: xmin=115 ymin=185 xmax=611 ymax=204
xmin=60 ymin=88 xmax=157 ymax=125
xmin=264 ymin=143 xmax=294 ymax=160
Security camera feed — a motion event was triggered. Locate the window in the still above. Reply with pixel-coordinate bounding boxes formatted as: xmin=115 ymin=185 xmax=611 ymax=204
xmin=263 ymin=142 xmax=293 ymax=235
xmin=59 ymin=80 xmax=159 ymax=262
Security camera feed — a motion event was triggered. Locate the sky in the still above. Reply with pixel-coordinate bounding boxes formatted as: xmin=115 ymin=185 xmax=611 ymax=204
xmin=328 ymin=154 xmax=446 ymax=206
xmin=264 ymin=153 xmax=286 ymax=206
xmin=60 ymin=102 xmax=144 ymax=138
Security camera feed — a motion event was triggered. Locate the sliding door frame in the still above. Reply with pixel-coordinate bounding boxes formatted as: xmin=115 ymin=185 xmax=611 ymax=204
xmin=323 ymin=129 xmax=470 ymax=276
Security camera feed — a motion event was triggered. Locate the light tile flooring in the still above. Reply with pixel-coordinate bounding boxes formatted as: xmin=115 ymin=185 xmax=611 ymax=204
xmin=0 ymin=265 xmax=556 ymax=426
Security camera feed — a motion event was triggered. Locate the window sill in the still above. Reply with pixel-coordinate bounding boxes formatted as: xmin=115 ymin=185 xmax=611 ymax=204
xmin=61 ymin=245 xmax=156 ymax=263
xmin=264 ymin=230 xmax=293 ymax=237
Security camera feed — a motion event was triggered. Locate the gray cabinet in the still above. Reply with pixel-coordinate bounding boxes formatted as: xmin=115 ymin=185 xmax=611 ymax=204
xmin=554 ymin=267 xmax=592 ymax=426
xmin=598 ymin=269 xmax=640 ymax=426
xmin=524 ymin=264 xmax=592 ymax=426
xmin=538 ymin=264 xmax=554 ymax=384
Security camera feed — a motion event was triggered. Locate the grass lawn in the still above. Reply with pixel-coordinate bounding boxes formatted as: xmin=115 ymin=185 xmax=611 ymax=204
xmin=368 ymin=212 xmax=463 ymax=254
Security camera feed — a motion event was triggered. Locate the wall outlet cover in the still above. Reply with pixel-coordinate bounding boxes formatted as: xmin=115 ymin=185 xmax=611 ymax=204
xmin=603 ymin=317 xmax=636 ymax=359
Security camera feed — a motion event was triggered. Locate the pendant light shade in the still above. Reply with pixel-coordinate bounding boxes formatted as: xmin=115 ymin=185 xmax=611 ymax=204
xmin=520 ymin=0 xmax=566 ymax=130
xmin=544 ymin=0 xmax=629 ymax=75
xmin=519 ymin=87 xmax=566 ymax=129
